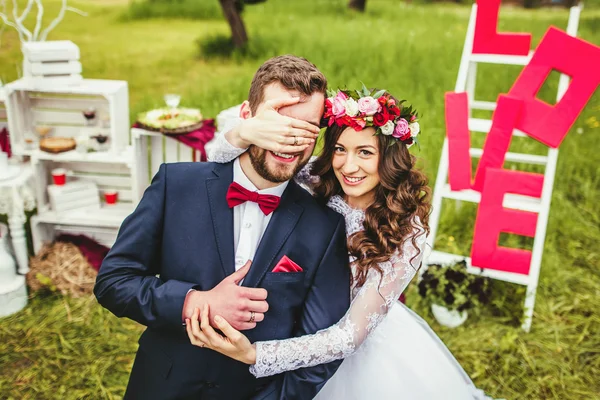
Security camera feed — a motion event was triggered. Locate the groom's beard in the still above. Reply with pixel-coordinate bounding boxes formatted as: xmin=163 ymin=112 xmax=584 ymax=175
xmin=249 ymin=146 xmax=310 ymax=183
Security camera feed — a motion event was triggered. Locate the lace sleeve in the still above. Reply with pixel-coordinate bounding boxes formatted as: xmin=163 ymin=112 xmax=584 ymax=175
xmin=206 ymin=130 xmax=247 ymax=163
xmin=249 ymin=224 xmax=427 ymax=378
xmin=293 ymin=156 xmax=319 ymax=191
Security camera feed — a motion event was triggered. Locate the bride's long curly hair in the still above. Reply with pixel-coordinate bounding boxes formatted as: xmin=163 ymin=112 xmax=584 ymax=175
xmin=311 ymin=124 xmax=432 ymax=288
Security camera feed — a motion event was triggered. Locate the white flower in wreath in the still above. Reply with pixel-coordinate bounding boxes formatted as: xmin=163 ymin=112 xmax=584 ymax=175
xmin=409 ymin=122 xmax=420 ymax=137
xmin=344 ymin=98 xmax=359 ymax=117
xmin=381 ymin=120 xmax=395 ymax=136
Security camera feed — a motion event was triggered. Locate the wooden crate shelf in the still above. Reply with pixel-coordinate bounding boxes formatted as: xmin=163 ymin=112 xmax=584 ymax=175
xmin=4 ymin=78 xmax=130 ymax=157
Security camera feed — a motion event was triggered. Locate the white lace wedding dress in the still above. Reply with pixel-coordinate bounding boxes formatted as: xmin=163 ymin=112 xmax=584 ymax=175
xmin=208 ymin=134 xmax=490 ymax=399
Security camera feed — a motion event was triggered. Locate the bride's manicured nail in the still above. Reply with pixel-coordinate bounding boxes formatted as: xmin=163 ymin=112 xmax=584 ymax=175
xmin=215 ymin=316 xmax=223 ymax=323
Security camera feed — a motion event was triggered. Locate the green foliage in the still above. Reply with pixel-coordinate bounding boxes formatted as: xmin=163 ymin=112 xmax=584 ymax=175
xmin=418 ymin=260 xmax=492 ymax=312
xmin=123 ymin=0 xmax=223 ymax=21
xmin=0 ymin=0 xmax=599 ymax=399
xmin=196 ymin=33 xmax=278 ymax=61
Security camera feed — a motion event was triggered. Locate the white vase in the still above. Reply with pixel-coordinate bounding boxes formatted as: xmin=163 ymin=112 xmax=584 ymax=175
xmin=0 ymin=224 xmax=28 ymax=318
xmin=431 ymin=303 xmax=468 ymax=328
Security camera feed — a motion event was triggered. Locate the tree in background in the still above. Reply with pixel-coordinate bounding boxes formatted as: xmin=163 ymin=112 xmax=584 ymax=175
xmin=219 ymin=0 xmax=266 ymax=48
xmin=348 ymin=0 xmax=367 ymax=12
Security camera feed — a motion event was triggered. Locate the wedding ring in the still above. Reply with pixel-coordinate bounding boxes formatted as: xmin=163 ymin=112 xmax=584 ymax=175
xmin=293 ymin=136 xmax=298 ymax=146
xmin=249 ymin=311 xmax=256 ymax=323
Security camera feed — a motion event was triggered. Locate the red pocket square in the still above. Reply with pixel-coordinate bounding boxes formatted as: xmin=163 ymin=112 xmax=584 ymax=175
xmin=272 ymin=255 xmax=303 ymax=273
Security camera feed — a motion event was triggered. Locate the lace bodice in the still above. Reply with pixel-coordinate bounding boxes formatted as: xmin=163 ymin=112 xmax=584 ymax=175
xmin=250 ymin=199 xmax=426 ymax=377
xmin=207 ymin=132 xmax=427 ymax=379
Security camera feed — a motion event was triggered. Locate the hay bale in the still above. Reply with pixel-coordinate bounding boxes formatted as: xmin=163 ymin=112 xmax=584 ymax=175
xmin=27 ymin=241 xmax=97 ymax=298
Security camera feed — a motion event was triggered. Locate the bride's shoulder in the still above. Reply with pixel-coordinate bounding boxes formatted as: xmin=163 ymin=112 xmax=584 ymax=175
xmin=326 ymin=195 xmax=348 ymax=213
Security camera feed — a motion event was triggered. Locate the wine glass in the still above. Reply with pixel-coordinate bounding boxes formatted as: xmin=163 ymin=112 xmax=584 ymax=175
xmin=82 ymin=107 xmax=97 ymax=126
xmin=164 ymin=94 xmax=181 ymax=116
xmin=91 ymin=134 xmax=109 ymax=151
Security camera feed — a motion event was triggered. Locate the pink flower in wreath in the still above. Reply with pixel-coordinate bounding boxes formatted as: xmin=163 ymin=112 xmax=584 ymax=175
xmin=355 ymin=118 xmax=367 ymax=129
xmin=332 ymin=91 xmax=348 ymax=118
xmin=392 ymin=118 xmax=410 ymax=139
xmin=357 ymin=96 xmax=381 ymax=116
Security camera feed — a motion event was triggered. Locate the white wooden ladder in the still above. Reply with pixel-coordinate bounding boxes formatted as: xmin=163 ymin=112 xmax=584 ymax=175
xmin=425 ymin=4 xmax=582 ymax=331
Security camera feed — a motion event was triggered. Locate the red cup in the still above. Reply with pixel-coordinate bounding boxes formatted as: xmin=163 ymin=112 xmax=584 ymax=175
xmin=104 ymin=191 xmax=118 ymax=205
xmin=51 ymin=168 xmax=67 ymax=186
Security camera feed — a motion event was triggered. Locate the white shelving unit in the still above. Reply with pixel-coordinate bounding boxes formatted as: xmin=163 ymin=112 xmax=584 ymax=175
xmin=3 ymin=78 xmax=135 ymax=251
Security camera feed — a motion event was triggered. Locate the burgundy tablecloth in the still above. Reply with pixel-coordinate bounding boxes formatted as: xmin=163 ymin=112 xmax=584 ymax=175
xmin=0 ymin=128 xmax=11 ymax=157
xmin=133 ymin=119 xmax=216 ymax=162
xmin=56 ymin=234 xmax=110 ymax=271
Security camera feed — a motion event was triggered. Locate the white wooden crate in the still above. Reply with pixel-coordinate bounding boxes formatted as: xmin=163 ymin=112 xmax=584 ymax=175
xmin=30 ymin=156 xmax=135 ymax=252
xmin=47 ymin=181 xmax=101 ymax=213
xmin=22 ymin=40 xmax=80 ymax=62
xmin=131 ymin=127 xmax=201 ymax=202
xmin=31 ymin=212 xmax=129 ymax=253
xmin=4 ymin=78 xmax=130 ymax=157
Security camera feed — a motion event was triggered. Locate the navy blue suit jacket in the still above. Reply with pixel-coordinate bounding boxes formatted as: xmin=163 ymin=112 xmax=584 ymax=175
xmin=94 ymin=162 xmax=351 ymax=400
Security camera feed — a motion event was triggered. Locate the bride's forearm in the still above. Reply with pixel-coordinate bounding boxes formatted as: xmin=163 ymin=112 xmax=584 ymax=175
xmin=224 ymin=123 xmax=250 ymax=149
xmin=241 ymin=343 xmax=257 ymax=365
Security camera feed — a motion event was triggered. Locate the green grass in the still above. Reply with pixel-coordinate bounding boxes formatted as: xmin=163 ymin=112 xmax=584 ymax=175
xmin=1 ymin=0 xmax=599 ymax=398
xmin=122 ymin=0 xmax=223 ymax=21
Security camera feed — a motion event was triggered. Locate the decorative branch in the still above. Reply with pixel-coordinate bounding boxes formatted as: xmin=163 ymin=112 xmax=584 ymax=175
xmin=65 ymin=6 xmax=87 ymax=17
xmin=40 ymin=0 xmax=87 ymax=41
xmin=32 ymin=0 xmax=43 ymax=41
xmin=12 ymin=0 xmax=32 ymax=41
xmin=0 ymin=0 xmax=7 ymax=47
xmin=0 ymin=0 xmax=24 ymax=43
xmin=0 ymin=0 xmax=87 ymax=45
xmin=18 ymin=0 xmax=34 ymax=21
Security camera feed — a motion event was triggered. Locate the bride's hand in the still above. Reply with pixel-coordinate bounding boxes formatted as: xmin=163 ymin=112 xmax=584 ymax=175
xmin=186 ymin=304 xmax=257 ymax=365
xmin=227 ymin=96 xmax=320 ymax=153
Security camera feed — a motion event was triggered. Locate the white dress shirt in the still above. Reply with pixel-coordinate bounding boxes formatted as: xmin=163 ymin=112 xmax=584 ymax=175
xmin=232 ymin=158 xmax=288 ymax=271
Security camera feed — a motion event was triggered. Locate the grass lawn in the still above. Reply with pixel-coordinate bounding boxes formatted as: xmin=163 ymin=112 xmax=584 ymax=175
xmin=1 ymin=0 xmax=599 ymax=398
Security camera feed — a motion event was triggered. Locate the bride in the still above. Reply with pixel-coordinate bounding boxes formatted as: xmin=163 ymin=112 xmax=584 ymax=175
xmin=186 ymin=87 xmax=490 ymax=400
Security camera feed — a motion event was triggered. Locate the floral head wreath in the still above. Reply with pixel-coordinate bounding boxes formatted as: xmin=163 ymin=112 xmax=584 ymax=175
xmin=323 ymin=85 xmax=421 ymax=148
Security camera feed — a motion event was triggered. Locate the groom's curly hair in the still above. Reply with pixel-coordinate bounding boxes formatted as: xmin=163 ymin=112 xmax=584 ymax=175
xmin=311 ymin=121 xmax=432 ymax=289
xmin=248 ymin=55 xmax=327 ymax=113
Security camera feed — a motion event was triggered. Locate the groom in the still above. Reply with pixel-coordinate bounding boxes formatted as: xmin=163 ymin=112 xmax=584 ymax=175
xmin=94 ymin=55 xmax=351 ymax=400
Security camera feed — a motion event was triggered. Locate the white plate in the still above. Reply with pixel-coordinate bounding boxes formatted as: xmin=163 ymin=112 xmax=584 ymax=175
xmin=0 ymin=165 xmax=21 ymax=181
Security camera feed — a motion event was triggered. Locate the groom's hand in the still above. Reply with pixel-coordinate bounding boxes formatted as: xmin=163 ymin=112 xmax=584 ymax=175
xmin=182 ymin=262 xmax=269 ymax=331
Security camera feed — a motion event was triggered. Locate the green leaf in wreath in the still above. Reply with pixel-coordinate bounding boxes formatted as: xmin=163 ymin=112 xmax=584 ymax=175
xmin=360 ymin=82 xmax=370 ymax=97
xmin=372 ymin=89 xmax=387 ymax=99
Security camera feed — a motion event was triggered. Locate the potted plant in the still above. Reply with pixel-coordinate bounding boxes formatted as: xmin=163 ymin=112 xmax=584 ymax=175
xmin=418 ymin=259 xmax=491 ymax=328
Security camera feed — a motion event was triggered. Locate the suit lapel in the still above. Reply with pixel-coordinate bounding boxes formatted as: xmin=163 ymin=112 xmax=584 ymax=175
xmin=206 ymin=163 xmax=236 ymax=277
xmin=243 ymin=182 xmax=304 ymax=288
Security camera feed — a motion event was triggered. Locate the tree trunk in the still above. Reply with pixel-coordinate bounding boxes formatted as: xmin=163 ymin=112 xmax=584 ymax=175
xmin=219 ymin=0 xmax=248 ymax=48
xmin=348 ymin=0 xmax=367 ymax=12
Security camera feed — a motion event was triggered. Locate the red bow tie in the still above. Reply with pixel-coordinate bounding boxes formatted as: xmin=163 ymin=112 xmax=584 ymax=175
xmin=226 ymin=182 xmax=281 ymax=215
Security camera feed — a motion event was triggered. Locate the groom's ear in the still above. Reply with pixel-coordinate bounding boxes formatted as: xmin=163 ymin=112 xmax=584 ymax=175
xmin=239 ymin=101 xmax=253 ymax=120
